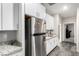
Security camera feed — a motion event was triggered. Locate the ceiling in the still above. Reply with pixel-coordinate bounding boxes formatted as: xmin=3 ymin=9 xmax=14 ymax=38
xmin=42 ymin=3 xmax=79 ymax=18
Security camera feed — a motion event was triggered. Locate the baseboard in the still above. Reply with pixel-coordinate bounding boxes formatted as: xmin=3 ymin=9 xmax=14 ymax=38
xmin=62 ymin=41 xmax=76 ymax=45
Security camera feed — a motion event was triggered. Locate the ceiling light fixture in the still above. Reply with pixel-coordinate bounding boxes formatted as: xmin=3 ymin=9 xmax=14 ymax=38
xmin=63 ymin=5 xmax=68 ymax=11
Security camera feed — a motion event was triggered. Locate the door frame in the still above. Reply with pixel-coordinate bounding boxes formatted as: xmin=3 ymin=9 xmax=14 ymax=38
xmin=63 ymin=22 xmax=76 ymax=43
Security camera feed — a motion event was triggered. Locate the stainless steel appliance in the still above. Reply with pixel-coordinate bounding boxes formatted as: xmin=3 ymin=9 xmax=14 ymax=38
xmin=31 ymin=18 xmax=46 ymax=56
xmin=25 ymin=15 xmax=46 ymax=56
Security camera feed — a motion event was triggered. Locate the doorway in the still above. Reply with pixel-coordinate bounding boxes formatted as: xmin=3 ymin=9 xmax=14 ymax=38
xmin=64 ymin=23 xmax=74 ymax=43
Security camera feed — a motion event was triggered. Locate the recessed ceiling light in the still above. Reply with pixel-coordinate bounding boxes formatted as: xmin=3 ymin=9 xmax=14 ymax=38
xmin=63 ymin=5 xmax=68 ymax=11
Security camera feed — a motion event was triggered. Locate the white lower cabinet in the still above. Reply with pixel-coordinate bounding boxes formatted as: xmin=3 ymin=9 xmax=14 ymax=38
xmin=45 ymin=37 xmax=58 ymax=55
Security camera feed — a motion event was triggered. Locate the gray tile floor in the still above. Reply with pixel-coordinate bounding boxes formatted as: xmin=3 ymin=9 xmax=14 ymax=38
xmin=48 ymin=41 xmax=79 ymax=56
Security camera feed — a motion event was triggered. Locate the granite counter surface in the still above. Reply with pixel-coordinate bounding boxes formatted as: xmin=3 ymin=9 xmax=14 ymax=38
xmin=0 ymin=44 xmax=22 ymax=56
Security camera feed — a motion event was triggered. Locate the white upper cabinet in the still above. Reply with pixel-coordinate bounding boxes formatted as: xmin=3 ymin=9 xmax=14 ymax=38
xmin=25 ymin=3 xmax=46 ymax=20
xmin=35 ymin=4 xmax=46 ymax=20
xmin=2 ymin=3 xmax=19 ymax=30
xmin=2 ymin=3 xmax=14 ymax=30
xmin=13 ymin=3 xmax=19 ymax=30
xmin=25 ymin=3 xmax=36 ymax=17
xmin=45 ymin=14 xmax=54 ymax=30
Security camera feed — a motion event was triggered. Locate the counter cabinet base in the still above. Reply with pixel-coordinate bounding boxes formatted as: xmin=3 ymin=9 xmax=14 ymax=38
xmin=47 ymin=46 xmax=58 ymax=56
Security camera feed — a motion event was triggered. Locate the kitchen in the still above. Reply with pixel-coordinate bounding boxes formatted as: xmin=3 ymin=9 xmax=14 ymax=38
xmin=25 ymin=3 xmax=79 ymax=56
xmin=1 ymin=3 xmax=79 ymax=56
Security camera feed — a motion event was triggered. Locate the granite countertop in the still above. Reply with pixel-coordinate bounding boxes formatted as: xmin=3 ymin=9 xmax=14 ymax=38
xmin=0 ymin=44 xmax=22 ymax=56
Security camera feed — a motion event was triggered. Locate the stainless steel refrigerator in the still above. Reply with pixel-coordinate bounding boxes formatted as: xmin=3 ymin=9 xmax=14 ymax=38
xmin=25 ymin=15 xmax=46 ymax=56
xmin=31 ymin=17 xmax=46 ymax=56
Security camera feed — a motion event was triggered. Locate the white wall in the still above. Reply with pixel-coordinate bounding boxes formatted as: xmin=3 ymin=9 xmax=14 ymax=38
xmin=60 ymin=17 xmax=63 ymax=43
xmin=62 ymin=17 xmax=76 ymax=43
xmin=76 ymin=8 xmax=79 ymax=52
xmin=53 ymin=14 xmax=59 ymax=36
xmin=17 ymin=4 xmax=25 ymax=55
xmin=58 ymin=15 xmax=63 ymax=43
xmin=54 ymin=14 xmax=63 ymax=43
xmin=63 ymin=17 xmax=76 ymax=24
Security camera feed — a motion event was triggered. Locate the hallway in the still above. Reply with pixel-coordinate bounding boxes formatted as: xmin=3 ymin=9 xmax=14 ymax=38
xmin=48 ymin=41 xmax=79 ymax=56
xmin=64 ymin=37 xmax=74 ymax=43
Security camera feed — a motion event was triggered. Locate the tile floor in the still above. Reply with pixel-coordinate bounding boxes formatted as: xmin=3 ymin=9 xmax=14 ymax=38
xmin=48 ymin=41 xmax=79 ymax=56
xmin=64 ymin=37 xmax=74 ymax=43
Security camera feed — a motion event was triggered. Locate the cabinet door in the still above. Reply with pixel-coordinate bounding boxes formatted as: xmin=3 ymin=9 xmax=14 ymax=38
xmin=46 ymin=14 xmax=52 ymax=30
xmin=46 ymin=14 xmax=54 ymax=30
xmin=2 ymin=3 xmax=14 ymax=30
xmin=13 ymin=3 xmax=19 ymax=30
xmin=25 ymin=3 xmax=36 ymax=17
xmin=45 ymin=40 xmax=51 ymax=54
xmin=36 ymin=4 xmax=46 ymax=20
xmin=25 ymin=3 xmax=46 ymax=20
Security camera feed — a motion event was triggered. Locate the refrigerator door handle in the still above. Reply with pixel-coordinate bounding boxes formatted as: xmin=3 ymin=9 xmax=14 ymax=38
xmin=33 ymin=33 xmax=46 ymax=36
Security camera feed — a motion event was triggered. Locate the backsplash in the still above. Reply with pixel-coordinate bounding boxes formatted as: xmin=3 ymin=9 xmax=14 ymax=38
xmin=46 ymin=30 xmax=53 ymax=37
xmin=46 ymin=30 xmax=56 ymax=37
xmin=0 ymin=31 xmax=17 ymax=42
